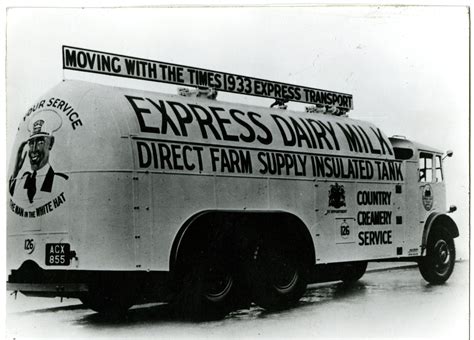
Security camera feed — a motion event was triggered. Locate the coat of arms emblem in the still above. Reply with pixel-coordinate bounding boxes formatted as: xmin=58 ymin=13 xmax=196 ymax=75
xmin=328 ymin=183 xmax=346 ymax=209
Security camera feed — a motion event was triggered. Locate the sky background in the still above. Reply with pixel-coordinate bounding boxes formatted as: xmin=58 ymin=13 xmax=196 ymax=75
xmin=4 ymin=5 xmax=469 ymax=259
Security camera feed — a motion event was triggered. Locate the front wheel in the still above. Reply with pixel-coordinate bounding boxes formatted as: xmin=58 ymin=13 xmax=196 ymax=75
xmin=246 ymin=240 xmax=307 ymax=311
xmin=419 ymin=227 xmax=455 ymax=284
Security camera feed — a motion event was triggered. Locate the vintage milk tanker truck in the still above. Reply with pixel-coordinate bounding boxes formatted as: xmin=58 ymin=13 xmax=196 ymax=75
xmin=7 ymin=47 xmax=459 ymax=319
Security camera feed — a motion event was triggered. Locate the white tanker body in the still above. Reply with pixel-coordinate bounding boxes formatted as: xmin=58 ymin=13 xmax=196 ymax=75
xmin=7 ymin=80 xmax=459 ymax=319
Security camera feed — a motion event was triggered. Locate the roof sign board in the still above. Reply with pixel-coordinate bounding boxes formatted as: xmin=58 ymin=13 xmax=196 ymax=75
xmin=62 ymin=46 xmax=353 ymax=111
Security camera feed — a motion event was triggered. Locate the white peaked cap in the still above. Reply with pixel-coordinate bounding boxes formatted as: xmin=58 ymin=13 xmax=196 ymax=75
xmin=27 ymin=110 xmax=63 ymax=140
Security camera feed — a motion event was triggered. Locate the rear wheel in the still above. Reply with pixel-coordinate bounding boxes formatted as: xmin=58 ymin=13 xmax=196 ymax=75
xmin=173 ymin=248 xmax=245 ymax=320
xmin=341 ymin=261 xmax=368 ymax=284
xmin=246 ymin=239 xmax=307 ymax=311
xmin=80 ymin=281 xmax=136 ymax=316
xmin=419 ymin=227 xmax=455 ymax=284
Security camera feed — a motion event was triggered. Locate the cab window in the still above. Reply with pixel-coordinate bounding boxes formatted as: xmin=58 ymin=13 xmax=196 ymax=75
xmin=393 ymin=147 xmax=413 ymax=160
xmin=435 ymin=155 xmax=443 ymax=182
xmin=419 ymin=152 xmax=433 ymax=182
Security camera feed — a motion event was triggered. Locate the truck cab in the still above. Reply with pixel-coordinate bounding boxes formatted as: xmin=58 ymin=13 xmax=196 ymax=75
xmin=390 ymin=136 xmax=457 ymax=280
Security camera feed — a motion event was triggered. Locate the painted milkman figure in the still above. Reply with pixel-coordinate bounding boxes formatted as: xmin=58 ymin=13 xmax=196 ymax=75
xmin=9 ymin=110 xmax=69 ymax=207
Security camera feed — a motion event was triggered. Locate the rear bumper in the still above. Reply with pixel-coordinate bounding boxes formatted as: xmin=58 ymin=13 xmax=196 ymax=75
xmin=8 ymin=260 xmax=172 ymax=300
xmin=7 ymin=282 xmax=88 ymax=297
xmin=8 ymin=260 xmax=91 ymax=297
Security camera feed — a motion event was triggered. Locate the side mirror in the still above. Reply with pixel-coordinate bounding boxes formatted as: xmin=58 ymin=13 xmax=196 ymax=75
xmin=442 ymin=150 xmax=454 ymax=160
xmin=448 ymin=205 xmax=457 ymax=213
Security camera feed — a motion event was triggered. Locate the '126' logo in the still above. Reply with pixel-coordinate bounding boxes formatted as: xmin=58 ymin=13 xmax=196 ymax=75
xmin=24 ymin=239 xmax=35 ymax=254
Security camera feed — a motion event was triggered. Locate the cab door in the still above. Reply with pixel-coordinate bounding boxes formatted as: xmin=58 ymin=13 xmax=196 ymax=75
xmin=418 ymin=152 xmax=446 ymax=216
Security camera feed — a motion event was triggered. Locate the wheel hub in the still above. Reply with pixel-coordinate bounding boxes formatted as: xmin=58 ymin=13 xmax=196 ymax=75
xmin=272 ymin=260 xmax=299 ymax=293
xmin=204 ymin=266 xmax=233 ymax=302
xmin=433 ymin=240 xmax=451 ymax=275
xmin=274 ymin=271 xmax=298 ymax=293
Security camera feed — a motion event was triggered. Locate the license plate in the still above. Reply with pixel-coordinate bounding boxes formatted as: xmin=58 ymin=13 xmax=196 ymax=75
xmin=45 ymin=243 xmax=70 ymax=266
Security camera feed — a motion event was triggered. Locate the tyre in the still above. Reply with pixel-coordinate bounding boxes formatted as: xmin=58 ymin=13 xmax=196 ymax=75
xmin=80 ymin=282 xmax=136 ymax=316
xmin=173 ymin=254 xmax=243 ymax=321
xmin=246 ymin=239 xmax=307 ymax=311
xmin=341 ymin=261 xmax=368 ymax=284
xmin=419 ymin=227 xmax=455 ymax=284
